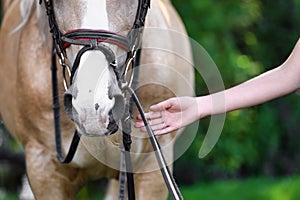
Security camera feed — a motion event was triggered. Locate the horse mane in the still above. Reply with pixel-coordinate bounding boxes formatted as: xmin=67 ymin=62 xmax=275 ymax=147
xmin=11 ymin=0 xmax=51 ymax=43
xmin=11 ymin=0 xmax=36 ymax=33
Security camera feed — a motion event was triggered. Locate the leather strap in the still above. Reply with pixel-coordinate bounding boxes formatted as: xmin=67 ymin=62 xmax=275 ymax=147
xmin=50 ymin=41 xmax=81 ymax=164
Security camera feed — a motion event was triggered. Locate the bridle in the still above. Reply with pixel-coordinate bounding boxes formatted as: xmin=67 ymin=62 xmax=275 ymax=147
xmin=40 ymin=0 xmax=148 ymax=159
xmin=41 ymin=0 xmax=147 ymax=90
xmin=40 ymin=0 xmax=183 ymax=199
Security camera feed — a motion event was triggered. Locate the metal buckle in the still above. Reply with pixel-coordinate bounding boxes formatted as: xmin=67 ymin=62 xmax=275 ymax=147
xmin=122 ymin=46 xmax=138 ymax=88
xmin=58 ymin=53 xmax=71 ymax=91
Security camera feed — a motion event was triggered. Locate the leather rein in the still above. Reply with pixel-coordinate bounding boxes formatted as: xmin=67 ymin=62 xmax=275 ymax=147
xmin=41 ymin=0 xmax=183 ymax=199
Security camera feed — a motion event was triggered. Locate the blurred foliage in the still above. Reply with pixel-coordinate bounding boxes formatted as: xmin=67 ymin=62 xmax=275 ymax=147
xmin=179 ymin=176 xmax=300 ymax=200
xmin=172 ymin=0 xmax=300 ymax=184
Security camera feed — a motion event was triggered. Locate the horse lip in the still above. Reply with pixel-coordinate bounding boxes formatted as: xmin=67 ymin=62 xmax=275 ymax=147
xmin=64 ymin=85 xmax=79 ymax=122
xmin=73 ymin=112 xmax=119 ymax=136
xmin=75 ymin=124 xmax=117 ymax=137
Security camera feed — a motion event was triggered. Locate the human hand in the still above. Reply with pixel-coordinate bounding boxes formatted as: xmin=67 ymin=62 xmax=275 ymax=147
xmin=134 ymin=97 xmax=200 ymax=135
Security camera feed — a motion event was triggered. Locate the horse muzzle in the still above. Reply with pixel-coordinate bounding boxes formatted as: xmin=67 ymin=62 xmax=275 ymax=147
xmin=64 ymin=84 xmax=125 ymax=136
xmin=62 ymin=45 xmax=126 ymax=136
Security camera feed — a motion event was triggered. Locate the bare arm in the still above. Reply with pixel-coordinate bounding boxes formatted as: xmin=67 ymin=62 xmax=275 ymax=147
xmin=135 ymin=38 xmax=300 ymax=135
xmin=200 ymin=38 xmax=300 ymax=117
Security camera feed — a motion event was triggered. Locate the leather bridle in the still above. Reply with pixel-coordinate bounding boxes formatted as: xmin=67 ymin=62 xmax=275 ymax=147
xmin=40 ymin=0 xmax=148 ymax=89
xmin=41 ymin=0 xmax=183 ymax=199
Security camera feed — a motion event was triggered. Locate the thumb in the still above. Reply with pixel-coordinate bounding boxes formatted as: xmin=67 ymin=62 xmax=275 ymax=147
xmin=149 ymin=98 xmax=173 ymax=111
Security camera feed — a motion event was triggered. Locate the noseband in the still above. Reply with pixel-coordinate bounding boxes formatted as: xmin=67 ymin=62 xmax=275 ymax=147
xmin=41 ymin=1 xmax=183 ymax=199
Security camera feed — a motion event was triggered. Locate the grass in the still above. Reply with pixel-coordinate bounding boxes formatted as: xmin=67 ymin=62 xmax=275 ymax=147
xmin=2 ymin=176 xmax=300 ymax=199
xmin=0 ymin=191 xmax=18 ymax=200
xmin=178 ymin=176 xmax=300 ymax=200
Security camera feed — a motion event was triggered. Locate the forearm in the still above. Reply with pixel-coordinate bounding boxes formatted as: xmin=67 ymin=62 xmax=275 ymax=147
xmin=224 ymin=66 xmax=298 ymax=112
xmin=198 ymin=61 xmax=300 ymax=117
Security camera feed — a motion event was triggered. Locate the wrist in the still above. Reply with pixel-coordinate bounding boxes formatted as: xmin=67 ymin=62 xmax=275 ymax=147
xmin=196 ymin=95 xmax=212 ymax=119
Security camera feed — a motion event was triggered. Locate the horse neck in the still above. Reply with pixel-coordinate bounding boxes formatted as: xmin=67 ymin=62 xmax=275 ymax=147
xmin=2 ymin=0 xmax=14 ymax=14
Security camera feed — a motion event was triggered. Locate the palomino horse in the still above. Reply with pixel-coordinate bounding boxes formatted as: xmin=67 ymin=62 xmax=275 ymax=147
xmin=0 ymin=0 xmax=194 ymax=199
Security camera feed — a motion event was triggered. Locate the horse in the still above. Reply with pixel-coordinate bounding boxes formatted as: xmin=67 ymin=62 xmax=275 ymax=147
xmin=0 ymin=0 xmax=194 ymax=199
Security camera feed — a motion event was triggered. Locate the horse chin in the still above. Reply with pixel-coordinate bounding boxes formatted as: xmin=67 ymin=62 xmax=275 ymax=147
xmin=75 ymin=120 xmax=119 ymax=137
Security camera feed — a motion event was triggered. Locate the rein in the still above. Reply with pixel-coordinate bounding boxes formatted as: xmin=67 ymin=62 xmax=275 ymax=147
xmin=41 ymin=0 xmax=183 ymax=199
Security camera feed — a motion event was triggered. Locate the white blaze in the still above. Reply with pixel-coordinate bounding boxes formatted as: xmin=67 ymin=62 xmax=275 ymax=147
xmin=72 ymin=51 xmax=114 ymax=125
xmin=82 ymin=0 xmax=108 ymax=29
xmin=70 ymin=0 xmax=116 ymax=135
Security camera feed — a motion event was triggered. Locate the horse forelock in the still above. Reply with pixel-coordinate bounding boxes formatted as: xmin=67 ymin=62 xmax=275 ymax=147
xmin=52 ymin=0 xmax=138 ymax=34
xmin=10 ymin=0 xmax=49 ymax=44
xmin=14 ymin=0 xmax=139 ymax=37
xmin=12 ymin=0 xmax=36 ymax=33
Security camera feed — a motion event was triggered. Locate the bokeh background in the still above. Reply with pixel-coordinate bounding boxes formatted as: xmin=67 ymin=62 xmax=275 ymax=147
xmin=1 ymin=0 xmax=300 ymax=199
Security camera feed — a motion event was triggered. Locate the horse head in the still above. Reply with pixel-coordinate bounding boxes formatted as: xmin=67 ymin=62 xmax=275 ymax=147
xmin=38 ymin=0 xmax=141 ymax=136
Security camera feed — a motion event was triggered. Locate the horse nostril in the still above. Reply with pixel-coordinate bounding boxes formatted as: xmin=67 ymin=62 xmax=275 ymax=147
xmin=95 ymin=103 xmax=100 ymax=111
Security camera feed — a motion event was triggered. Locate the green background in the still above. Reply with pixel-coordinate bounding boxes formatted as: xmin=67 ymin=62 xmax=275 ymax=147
xmin=172 ymin=0 xmax=300 ymax=183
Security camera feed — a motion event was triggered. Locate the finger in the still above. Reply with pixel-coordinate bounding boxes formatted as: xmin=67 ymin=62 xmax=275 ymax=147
xmin=136 ymin=114 xmax=142 ymax=120
xmin=137 ymin=121 xmax=165 ymax=132
xmin=135 ymin=116 xmax=163 ymax=128
xmin=149 ymin=104 xmax=161 ymax=111
xmin=150 ymin=104 xmax=167 ymax=112
xmin=154 ymin=126 xmax=177 ymax=136
xmin=134 ymin=121 xmax=145 ymax=128
xmin=136 ymin=111 xmax=162 ymax=120
xmin=149 ymin=123 xmax=166 ymax=131
xmin=148 ymin=111 xmax=162 ymax=119
xmin=138 ymin=126 xmax=148 ymax=132
xmin=149 ymin=99 xmax=172 ymax=111
xmin=148 ymin=117 xmax=164 ymax=127
xmin=136 ymin=113 xmax=149 ymax=120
